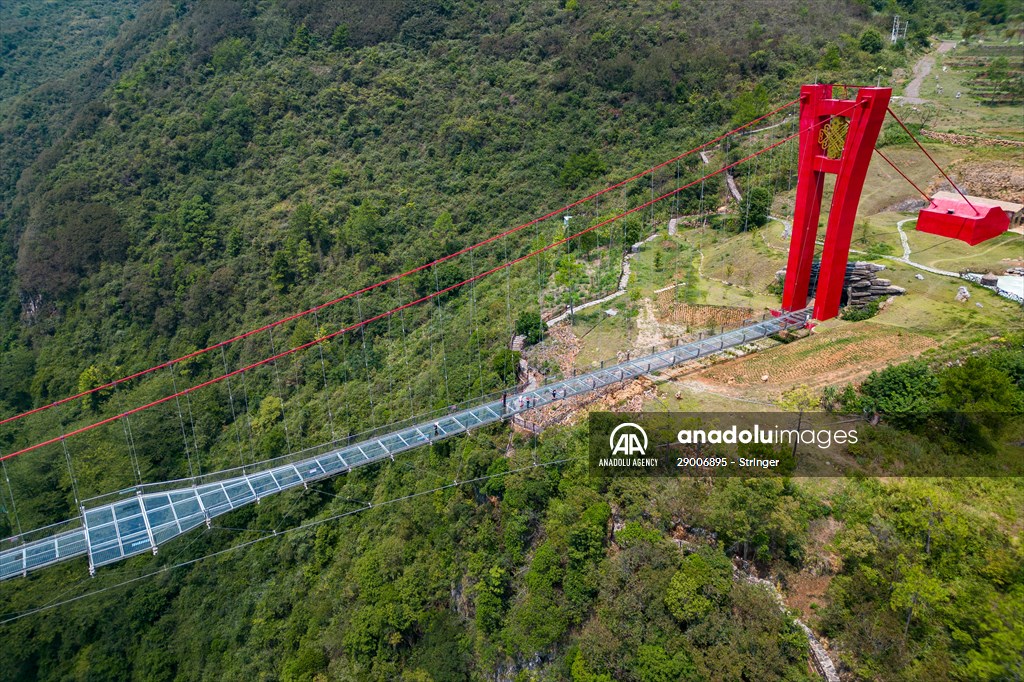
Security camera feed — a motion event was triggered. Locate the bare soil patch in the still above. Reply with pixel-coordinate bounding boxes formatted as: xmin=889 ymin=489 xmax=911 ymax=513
xmin=653 ymin=295 xmax=757 ymax=329
xmin=696 ymin=323 xmax=937 ymax=390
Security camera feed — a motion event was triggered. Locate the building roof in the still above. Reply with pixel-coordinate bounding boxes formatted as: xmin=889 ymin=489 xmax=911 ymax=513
xmin=931 ymin=191 xmax=1024 ymax=214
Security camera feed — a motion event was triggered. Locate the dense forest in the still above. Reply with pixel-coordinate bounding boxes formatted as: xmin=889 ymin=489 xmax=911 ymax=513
xmin=1 ymin=0 xmax=1021 ymax=680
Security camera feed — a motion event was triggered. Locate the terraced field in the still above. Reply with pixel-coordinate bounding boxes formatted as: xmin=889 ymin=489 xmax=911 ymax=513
xmin=698 ymin=321 xmax=937 ymax=389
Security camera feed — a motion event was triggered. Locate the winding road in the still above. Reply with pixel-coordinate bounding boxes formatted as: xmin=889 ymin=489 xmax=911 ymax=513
xmin=898 ymin=40 xmax=957 ymax=104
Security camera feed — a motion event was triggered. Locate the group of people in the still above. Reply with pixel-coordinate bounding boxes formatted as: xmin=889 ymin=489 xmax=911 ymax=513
xmin=501 ymin=388 xmax=566 ymax=413
xmin=430 ymin=388 xmax=570 ymax=440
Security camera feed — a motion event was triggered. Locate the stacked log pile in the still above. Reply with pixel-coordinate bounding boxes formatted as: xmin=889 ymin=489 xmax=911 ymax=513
xmin=775 ymin=261 xmax=906 ymax=308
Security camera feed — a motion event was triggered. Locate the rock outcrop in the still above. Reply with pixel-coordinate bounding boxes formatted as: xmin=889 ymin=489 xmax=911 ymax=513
xmin=775 ymin=261 xmax=906 ymax=308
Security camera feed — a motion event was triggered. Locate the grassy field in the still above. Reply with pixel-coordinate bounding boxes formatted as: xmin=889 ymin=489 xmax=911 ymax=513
xmin=914 ymin=36 xmax=1024 ymax=140
xmin=571 ymin=308 xmax=632 ymax=369
xmin=870 ymin=260 xmax=1024 ymax=341
xmin=904 ymin=225 xmax=1024 ymax=271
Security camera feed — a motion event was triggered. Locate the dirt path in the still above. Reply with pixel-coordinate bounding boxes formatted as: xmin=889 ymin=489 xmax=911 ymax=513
xmin=894 ymin=218 xmax=959 ymax=276
xmin=901 ymin=40 xmax=956 ymax=103
xmin=726 ymin=172 xmax=743 ymax=202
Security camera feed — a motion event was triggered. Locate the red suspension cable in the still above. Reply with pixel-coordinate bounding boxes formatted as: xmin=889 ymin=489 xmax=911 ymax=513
xmin=0 ymin=132 xmax=798 ymax=462
xmin=885 ymin=107 xmax=980 ymax=214
xmin=872 ymin=147 xmax=933 ymax=204
xmin=0 ymin=99 xmax=798 ymax=429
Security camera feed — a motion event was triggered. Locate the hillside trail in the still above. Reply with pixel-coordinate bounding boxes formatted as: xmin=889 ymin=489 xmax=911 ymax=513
xmin=901 ymin=40 xmax=956 ymax=103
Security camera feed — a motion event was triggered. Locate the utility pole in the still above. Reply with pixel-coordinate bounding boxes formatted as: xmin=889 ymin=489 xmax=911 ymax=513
xmin=891 ymin=16 xmax=908 ymax=44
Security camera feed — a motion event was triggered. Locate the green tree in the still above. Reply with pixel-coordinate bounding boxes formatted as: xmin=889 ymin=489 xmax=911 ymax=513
xmin=820 ymin=43 xmax=841 ymax=70
xmin=270 ymin=248 xmax=296 ymax=292
xmin=176 ymin=194 xmax=214 ymax=253
xmin=516 ymin=311 xmax=544 ymax=345
xmin=962 ymin=12 xmax=983 ymax=40
xmin=211 ymin=37 xmax=247 ymax=72
xmin=77 ymin=364 xmax=112 ymax=412
xmin=859 ymin=360 xmax=938 ymax=422
xmin=342 ymin=201 xmax=384 ymax=252
xmin=474 ymin=565 xmax=506 ymax=633
xmin=251 ymin=395 xmax=283 ymax=434
xmin=555 ymin=254 xmax=585 ymax=289
xmin=859 ymin=28 xmax=884 ymax=54
xmin=560 ymin=151 xmax=607 ymax=190
xmin=890 ymin=554 xmax=948 ymax=641
xmin=571 ymin=651 xmax=613 ymax=682
xmin=290 ymin=203 xmax=329 ymax=252
xmin=778 ymin=384 xmax=817 ymax=412
xmin=665 ymin=547 xmax=733 ymax=625
xmin=492 ymin=349 xmax=521 ymax=384
xmin=742 ymin=186 xmax=772 ymax=229
xmin=730 ymin=84 xmax=770 ymax=128
xmin=635 ymin=645 xmax=697 ymax=682
xmin=290 ymin=24 xmax=312 ymax=54
xmin=330 ymin=23 xmax=350 ymax=49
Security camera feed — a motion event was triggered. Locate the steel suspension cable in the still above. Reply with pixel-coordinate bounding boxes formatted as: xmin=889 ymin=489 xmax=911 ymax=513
xmin=432 ymin=264 xmax=452 ymax=405
xmin=0 ymin=128 xmax=807 ymax=463
xmin=0 ymin=457 xmax=22 ymax=537
xmin=0 ymin=100 xmax=799 ymax=431
xmin=169 ymin=368 xmax=195 ymax=480
xmin=872 ymin=147 xmax=933 ymax=203
xmin=112 ymin=380 xmax=143 ymax=485
xmin=885 ymin=107 xmax=979 ymax=214
xmin=356 ymin=294 xmax=376 ymax=427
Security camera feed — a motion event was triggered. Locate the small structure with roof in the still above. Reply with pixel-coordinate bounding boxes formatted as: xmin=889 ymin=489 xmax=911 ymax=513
xmin=930 ymin=191 xmax=1024 ymax=228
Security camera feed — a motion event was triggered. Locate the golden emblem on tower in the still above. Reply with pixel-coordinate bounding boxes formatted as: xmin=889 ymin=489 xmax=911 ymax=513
xmin=818 ymin=116 xmax=849 ymax=159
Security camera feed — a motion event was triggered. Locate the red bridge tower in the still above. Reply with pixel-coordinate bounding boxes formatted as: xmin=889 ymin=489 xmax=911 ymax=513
xmin=782 ymin=84 xmax=891 ymax=321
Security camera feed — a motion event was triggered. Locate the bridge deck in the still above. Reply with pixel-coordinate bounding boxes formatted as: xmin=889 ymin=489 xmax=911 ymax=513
xmin=0 ymin=310 xmax=808 ymax=580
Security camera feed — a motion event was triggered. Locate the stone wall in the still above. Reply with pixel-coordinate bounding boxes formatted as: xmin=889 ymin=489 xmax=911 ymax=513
xmin=775 ymin=261 xmax=906 ymax=308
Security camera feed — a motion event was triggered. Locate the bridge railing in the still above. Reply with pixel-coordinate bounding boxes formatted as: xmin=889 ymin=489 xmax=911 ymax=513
xmin=77 ymin=309 xmax=789 ymax=507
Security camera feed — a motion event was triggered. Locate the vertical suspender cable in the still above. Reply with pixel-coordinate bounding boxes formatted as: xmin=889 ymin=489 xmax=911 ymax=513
xmin=536 ymin=219 xmax=546 ymax=352
xmin=398 ymin=277 xmax=414 ymax=419
xmin=675 ymin=159 xmax=680 ymax=216
xmin=356 ymin=294 xmax=377 ymax=426
xmin=169 ymin=367 xmax=195 ymax=480
xmin=60 ymin=438 xmax=81 ymax=512
xmin=267 ymin=326 xmax=293 ymax=453
xmin=385 ymin=305 xmax=396 ymax=421
xmin=238 ymin=362 xmax=257 ymax=472
xmin=650 ymin=172 xmax=655 ymax=227
xmin=184 ymin=384 xmax=203 ymax=478
xmin=112 ymin=381 xmax=142 ymax=484
xmin=471 ymin=246 xmax=484 ymax=397
xmin=221 ymin=345 xmax=248 ymax=468
xmin=313 ymin=308 xmax=336 ymax=443
xmin=502 ymin=237 xmax=514 ymax=356
xmin=432 ymin=265 xmax=452 ymax=405
xmin=1 ymin=457 xmax=23 ymax=537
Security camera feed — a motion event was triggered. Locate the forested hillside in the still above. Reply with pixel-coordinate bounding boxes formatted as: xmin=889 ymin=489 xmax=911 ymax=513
xmin=1 ymin=0 xmax=1021 ymax=680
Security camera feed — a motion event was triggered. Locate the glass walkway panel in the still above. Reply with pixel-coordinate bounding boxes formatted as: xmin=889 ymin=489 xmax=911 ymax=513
xmin=0 ymin=309 xmax=808 ymax=580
